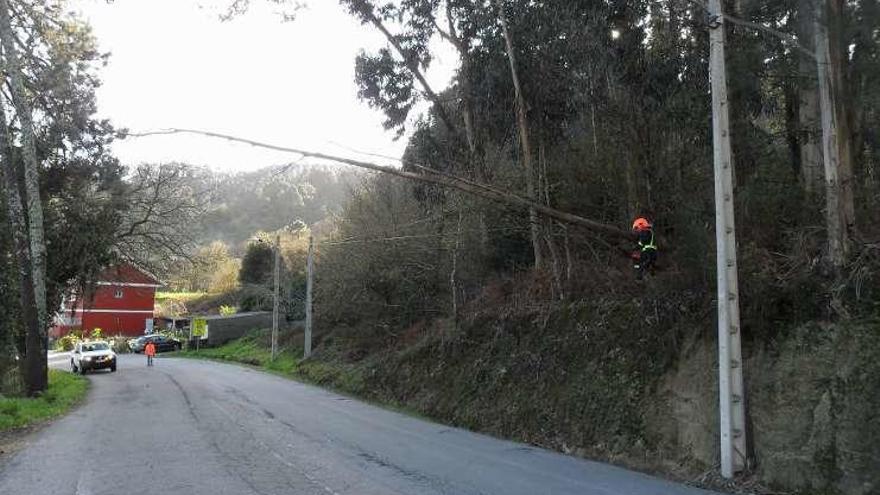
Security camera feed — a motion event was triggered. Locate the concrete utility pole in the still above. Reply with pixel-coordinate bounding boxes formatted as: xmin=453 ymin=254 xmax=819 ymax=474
xmin=708 ymin=0 xmax=747 ymax=478
xmin=304 ymin=236 xmax=314 ymax=359
xmin=271 ymin=234 xmax=281 ymax=361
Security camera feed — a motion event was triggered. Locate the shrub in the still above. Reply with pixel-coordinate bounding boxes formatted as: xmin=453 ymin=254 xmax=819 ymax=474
xmin=90 ymin=328 xmax=103 ymax=339
xmin=55 ymin=334 xmax=79 ymax=352
xmin=220 ymin=305 xmax=237 ymax=317
xmin=107 ymin=336 xmax=131 ymax=354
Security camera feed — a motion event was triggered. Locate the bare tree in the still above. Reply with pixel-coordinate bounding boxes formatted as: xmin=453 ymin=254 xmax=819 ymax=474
xmin=115 ymin=164 xmax=211 ymax=273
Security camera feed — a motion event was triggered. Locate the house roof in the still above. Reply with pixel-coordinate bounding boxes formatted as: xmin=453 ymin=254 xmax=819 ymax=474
xmin=96 ymin=263 xmax=162 ymax=286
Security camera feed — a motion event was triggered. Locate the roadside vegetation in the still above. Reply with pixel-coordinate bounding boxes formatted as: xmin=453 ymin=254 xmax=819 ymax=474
xmin=155 ymin=292 xmax=209 ymax=302
xmin=0 ymin=370 xmax=88 ymax=432
xmin=176 ymin=330 xmax=364 ymax=396
xmin=53 ymin=329 xmax=131 ymax=354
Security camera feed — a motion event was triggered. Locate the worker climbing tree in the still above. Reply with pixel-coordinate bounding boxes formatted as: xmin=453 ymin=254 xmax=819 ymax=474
xmin=631 ymin=217 xmax=657 ymax=279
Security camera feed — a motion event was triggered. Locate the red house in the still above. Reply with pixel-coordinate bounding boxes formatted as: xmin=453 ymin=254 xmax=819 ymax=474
xmin=52 ymin=264 xmax=162 ymax=338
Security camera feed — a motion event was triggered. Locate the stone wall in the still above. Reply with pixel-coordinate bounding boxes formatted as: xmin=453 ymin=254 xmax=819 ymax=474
xmin=196 ymin=312 xmax=273 ymax=347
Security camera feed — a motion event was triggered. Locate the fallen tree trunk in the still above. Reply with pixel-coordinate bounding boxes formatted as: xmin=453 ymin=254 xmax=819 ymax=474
xmin=124 ymin=128 xmax=633 ymax=241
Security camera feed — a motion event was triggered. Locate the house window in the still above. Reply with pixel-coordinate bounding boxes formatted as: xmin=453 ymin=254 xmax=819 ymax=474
xmin=114 ymin=289 xmax=124 ymax=299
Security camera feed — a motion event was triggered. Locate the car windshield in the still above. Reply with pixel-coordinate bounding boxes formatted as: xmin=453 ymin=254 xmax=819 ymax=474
xmin=82 ymin=343 xmax=109 ymax=352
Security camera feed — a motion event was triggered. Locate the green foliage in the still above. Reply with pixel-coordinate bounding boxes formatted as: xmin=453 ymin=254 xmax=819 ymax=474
xmin=239 ymin=242 xmax=274 ymax=286
xmin=178 ymin=333 xmax=302 ymax=373
xmin=219 ymin=305 xmax=237 ymax=317
xmin=0 ymin=370 xmax=88 ymax=431
xmin=55 ymin=335 xmax=78 ymax=352
xmin=54 ymin=333 xmax=130 ymax=353
xmin=321 ymin=0 xmax=880 ymax=338
xmin=106 ymin=336 xmax=131 ymax=354
xmin=155 ymin=292 xmax=208 ymax=302
xmin=89 ymin=328 xmax=103 ymax=339
xmin=236 ymin=228 xmax=310 ymax=320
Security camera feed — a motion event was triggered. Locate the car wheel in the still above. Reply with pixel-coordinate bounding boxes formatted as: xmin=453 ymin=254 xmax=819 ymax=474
xmin=71 ymin=360 xmax=77 ymax=373
xmin=110 ymin=364 xmax=117 ymax=372
xmin=79 ymin=366 xmax=87 ymax=375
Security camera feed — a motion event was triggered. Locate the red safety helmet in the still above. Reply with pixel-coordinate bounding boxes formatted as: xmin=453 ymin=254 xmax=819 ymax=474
xmin=632 ymin=217 xmax=651 ymax=231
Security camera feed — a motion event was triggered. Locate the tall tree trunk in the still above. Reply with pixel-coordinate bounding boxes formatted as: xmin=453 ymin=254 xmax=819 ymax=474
xmin=814 ymin=0 xmax=856 ymax=272
xmin=562 ymin=223 xmax=572 ymax=283
xmin=0 ymin=0 xmax=49 ymax=394
xmin=439 ymin=2 xmax=479 ymax=163
xmin=496 ymin=1 xmax=543 ymax=271
xmin=539 ymin=140 xmax=562 ymax=298
xmin=825 ymin=0 xmax=855 ymax=232
xmin=434 ymin=3 xmax=491 ymax=253
xmin=797 ymin=0 xmax=824 ymax=192
xmin=450 ymin=210 xmax=462 ymax=327
xmin=814 ymin=0 xmax=855 ymax=271
xmin=0 ymin=96 xmax=40 ymax=396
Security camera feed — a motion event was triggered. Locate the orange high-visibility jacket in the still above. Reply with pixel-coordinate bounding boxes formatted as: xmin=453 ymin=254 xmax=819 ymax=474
xmin=145 ymin=342 xmax=156 ymax=356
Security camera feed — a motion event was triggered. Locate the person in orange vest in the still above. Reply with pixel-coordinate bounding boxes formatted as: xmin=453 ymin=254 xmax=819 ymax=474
xmin=631 ymin=217 xmax=657 ymax=279
xmin=144 ymin=339 xmax=156 ymax=367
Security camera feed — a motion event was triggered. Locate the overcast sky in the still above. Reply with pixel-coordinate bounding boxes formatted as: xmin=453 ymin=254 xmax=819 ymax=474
xmin=70 ymin=0 xmax=456 ymax=172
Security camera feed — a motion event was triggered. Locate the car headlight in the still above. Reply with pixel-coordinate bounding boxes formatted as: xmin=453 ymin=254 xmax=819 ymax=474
xmin=83 ymin=356 xmax=93 ymax=361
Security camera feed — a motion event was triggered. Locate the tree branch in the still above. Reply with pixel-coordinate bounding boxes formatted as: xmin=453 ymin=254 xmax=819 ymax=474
xmin=123 ymin=128 xmax=633 ymax=241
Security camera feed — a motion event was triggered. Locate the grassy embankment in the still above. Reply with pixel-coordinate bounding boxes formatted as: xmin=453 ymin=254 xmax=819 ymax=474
xmin=176 ymin=332 xmax=365 ymax=394
xmin=155 ymin=291 xmax=208 ymax=301
xmin=0 ymin=370 xmax=89 ymax=431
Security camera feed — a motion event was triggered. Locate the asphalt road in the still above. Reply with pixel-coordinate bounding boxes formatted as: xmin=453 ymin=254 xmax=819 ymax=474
xmin=0 ymin=354 xmax=719 ymax=495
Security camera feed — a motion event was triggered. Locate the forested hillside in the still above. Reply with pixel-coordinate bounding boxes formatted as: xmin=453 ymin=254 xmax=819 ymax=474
xmin=196 ymin=165 xmax=361 ymax=246
xmin=296 ymin=1 xmax=880 ymax=493
xmin=156 ymin=164 xmax=359 ymax=297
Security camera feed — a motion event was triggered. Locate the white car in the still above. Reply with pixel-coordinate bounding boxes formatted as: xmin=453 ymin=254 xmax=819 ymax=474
xmin=71 ymin=341 xmax=117 ymax=374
